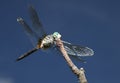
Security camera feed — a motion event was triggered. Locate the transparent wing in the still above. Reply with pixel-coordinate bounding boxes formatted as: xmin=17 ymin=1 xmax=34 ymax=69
xmin=28 ymin=5 xmax=47 ymax=39
xmin=62 ymin=41 xmax=94 ymax=57
xmin=69 ymin=55 xmax=86 ymax=63
xmin=53 ymin=41 xmax=87 ymax=63
xmin=17 ymin=17 xmax=39 ymax=46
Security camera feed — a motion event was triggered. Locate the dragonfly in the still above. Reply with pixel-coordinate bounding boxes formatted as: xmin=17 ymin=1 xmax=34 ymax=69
xmin=16 ymin=5 xmax=94 ymax=62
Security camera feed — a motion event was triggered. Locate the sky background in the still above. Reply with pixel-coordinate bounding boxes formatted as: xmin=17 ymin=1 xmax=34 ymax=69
xmin=0 ymin=0 xmax=120 ymax=83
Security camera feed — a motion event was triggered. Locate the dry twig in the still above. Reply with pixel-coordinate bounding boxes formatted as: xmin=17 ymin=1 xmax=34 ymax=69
xmin=56 ymin=39 xmax=88 ymax=83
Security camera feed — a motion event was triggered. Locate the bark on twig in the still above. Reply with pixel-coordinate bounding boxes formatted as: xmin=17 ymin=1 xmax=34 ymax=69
xmin=56 ymin=39 xmax=88 ymax=83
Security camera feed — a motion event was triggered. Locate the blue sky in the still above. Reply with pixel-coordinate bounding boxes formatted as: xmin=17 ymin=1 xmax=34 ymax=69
xmin=0 ymin=0 xmax=120 ymax=83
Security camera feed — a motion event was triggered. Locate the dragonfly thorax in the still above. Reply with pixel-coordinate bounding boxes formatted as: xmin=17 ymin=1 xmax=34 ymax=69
xmin=41 ymin=35 xmax=54 ymax=49
xmin=41 ymin=32 xmax=61 ymax=49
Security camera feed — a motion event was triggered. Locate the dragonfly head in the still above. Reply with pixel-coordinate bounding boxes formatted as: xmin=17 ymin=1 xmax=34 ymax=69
xmin=53 ymin=32 xmax=61 ymax=40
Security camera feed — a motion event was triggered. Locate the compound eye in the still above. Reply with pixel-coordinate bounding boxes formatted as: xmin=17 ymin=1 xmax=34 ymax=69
xmin=53 ymin=32 xmax=61 ymax=39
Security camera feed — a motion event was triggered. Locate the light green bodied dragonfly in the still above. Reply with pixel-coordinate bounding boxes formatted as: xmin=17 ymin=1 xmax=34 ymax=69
xmin=16 ymin=6 xmax=94 ymax=62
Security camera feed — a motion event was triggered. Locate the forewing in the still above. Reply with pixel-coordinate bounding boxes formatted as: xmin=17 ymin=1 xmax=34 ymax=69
xmin=63 ymin=41 xmax=94 ymax=56
xmin=28 ymin=5 xmax=47 ymax=39
xmin=17 ymin=17 xmax=38 ymax=46
xmin=54 ymin=41 xmax=87 ymax=63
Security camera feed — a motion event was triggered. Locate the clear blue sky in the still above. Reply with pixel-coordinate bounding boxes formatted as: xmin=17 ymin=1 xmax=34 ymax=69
xmin=0 ymin=0 xmax=120 ymax=83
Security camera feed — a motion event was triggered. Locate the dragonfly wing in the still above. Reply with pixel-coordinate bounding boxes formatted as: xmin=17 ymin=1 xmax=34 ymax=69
xmin=28 ymin=5 xmax=47 ymax=39
xmin=72 ymin=45 xmax=94 ymax=56
xmin=53 ymin=42 xmax=86 ymax=63
xmin=63 ymin=41 xmax=94 ymax=56
xmin=17 ymin=17 xmax=39 ymax=46
xmin=69 ymin=55 xmax=86 ymax=63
